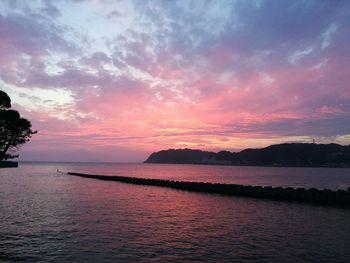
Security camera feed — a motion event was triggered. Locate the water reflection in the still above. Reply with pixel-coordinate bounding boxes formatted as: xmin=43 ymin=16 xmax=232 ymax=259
xmin=0 ymin=163 xmax=349 ymax=262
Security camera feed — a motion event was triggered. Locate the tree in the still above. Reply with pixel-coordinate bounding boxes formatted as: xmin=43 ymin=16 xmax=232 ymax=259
xmin=0 ymin=90 xmax=36 ymax=161
xmin=0 ymin=90 xmax=11 ymax=108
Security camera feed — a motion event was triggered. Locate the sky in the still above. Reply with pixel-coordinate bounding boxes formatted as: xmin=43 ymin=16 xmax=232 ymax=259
xmin=0 ymin=0 xmax=349 ymax=162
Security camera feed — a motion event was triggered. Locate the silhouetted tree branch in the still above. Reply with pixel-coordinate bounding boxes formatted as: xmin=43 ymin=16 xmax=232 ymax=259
xmin=0 ymin=90 xmax=36 ymax=161
xmin=0 ymin=90 xmax=11 ymax=109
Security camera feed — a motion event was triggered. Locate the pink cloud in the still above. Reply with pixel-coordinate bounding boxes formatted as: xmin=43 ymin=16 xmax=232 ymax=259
xmin=1 ymin=1 xmax=349 ymax=161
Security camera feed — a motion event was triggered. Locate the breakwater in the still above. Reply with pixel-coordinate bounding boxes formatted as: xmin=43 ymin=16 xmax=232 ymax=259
xmin=67 ymin=172 xmax=350 ymax=207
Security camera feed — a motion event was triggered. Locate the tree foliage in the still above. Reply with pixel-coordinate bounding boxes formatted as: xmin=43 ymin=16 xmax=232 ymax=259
xmin=0 ymin=90 xmax=11 ymax=109
xmin=0 ymin=90 xmax=36 ymax=160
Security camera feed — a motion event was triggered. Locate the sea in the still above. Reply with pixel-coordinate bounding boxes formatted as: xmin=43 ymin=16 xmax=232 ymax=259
xmin=0 ymin=162 xmax=349 ymax=262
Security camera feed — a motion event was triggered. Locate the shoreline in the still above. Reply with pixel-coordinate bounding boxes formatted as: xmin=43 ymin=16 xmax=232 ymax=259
xmin=67 ymin=172 xmax=350 ymax=207
xmin=145 ymin=162 xmax=350 ymax=168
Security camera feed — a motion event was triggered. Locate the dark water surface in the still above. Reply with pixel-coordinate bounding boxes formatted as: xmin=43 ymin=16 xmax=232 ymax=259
xmin=1 ymin=162 xmax=349 ymax=262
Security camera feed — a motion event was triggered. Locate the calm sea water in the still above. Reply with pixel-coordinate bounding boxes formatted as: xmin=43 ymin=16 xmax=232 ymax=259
xmin=0 ymin=162 xmax=349 ymax=262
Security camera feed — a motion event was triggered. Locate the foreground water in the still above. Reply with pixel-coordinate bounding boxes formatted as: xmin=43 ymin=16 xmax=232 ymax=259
xmin=0 ymin=162 xmax=349 ymax=262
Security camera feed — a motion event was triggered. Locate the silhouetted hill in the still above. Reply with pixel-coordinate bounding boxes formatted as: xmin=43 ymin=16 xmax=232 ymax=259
xmin=144 ymin=143 xmax=350 ymax=167
xmin=145 ymin=149 xmax=216 ymax=164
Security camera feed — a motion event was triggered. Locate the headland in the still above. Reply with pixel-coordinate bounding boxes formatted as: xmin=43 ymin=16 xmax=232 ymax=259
xmin=144 ymin=143 xmax=350 ymax=168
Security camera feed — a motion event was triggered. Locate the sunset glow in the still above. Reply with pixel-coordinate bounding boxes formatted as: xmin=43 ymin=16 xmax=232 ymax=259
xmin=1 ymin=0 xmax=349 ymax=161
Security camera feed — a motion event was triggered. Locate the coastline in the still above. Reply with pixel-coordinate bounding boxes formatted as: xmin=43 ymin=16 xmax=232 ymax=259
xmin=144 ymin=162 xmax=350 ymax=169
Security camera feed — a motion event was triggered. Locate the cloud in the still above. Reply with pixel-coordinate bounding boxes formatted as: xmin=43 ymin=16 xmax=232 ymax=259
xmin=0 ymin=0 xmax=350 ymax=161
xmin=106 ymin=10 xmax=123 ymax=20
xmin=322 ymin=24 xmax=337 ymax=49
xmin=288 ymin=47 xmax=314 ymax=64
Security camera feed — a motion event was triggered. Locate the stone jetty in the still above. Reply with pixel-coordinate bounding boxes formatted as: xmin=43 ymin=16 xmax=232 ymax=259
xmin=67 ymin=172 xmax=350 ymax=207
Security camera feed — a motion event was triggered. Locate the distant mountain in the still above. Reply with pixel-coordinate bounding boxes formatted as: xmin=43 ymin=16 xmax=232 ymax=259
xmin=144 ymin=143 xmax=350 ymax=167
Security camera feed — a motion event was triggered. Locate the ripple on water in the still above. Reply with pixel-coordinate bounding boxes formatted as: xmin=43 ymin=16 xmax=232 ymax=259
xmin=0 ymin=163 xmax=350 ymax=262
